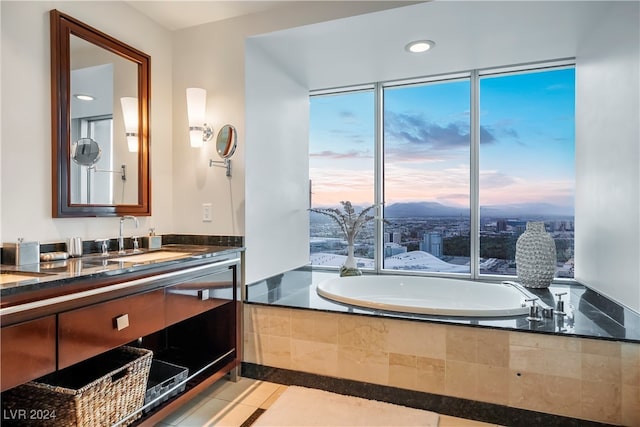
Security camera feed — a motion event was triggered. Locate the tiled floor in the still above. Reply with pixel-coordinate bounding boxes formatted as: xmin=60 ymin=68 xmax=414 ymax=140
xmin=157 ymin=377 xmax=500 ymax=426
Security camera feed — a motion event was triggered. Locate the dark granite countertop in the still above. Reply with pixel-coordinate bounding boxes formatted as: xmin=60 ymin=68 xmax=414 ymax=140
xmin=246 ymin=267 xmax=640 ymax=343
xmin=0 ymin=235 xmax=244 ymax=301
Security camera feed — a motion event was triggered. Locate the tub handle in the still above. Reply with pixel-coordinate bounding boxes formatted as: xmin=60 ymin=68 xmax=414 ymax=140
xmin=524 ymin=298 xmax=541 ymax=321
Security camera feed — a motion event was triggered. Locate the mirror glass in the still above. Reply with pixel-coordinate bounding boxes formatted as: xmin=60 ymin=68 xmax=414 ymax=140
xmin=51 ymin=10 xmax=150 ymax=217
xmin=71 ymin=138 xmax=102 ymax=167
xmin=216 ymin=124 xmax=237 ymax=159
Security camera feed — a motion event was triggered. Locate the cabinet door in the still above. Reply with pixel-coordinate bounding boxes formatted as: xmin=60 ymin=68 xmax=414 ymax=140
xmin=58 ymin=289 xmax=164 ymax=369
xmin=165 ymin=265 xmax=235 ymax=327
xmin=1 ymin=315 xmax=56 ymax=391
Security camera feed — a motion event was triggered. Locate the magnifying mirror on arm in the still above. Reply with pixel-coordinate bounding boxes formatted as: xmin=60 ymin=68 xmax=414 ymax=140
xmin=72 ymin=137 xmax=102 ymax=167
xmin=209 ymin=124 xmax=237 ymax=176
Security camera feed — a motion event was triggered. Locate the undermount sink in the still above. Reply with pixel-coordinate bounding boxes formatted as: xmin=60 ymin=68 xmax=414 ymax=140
xmin=107 ymin=251 xmax=190 ymax=264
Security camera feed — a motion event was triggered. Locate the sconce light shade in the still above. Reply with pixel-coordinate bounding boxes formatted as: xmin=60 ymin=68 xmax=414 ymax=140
xmin=120 ymin=97 xmax=139 ymax=152
xmin=186 ymin=87 xmax=212 ymax=148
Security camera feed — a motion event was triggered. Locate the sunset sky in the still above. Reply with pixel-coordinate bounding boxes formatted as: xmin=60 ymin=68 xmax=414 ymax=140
xmin=309 ymin=67 xmax=575 ymax=211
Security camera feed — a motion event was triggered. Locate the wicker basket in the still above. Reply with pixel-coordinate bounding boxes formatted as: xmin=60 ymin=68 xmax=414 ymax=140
xmin=2 ymin=346 xmax=153 ymax=427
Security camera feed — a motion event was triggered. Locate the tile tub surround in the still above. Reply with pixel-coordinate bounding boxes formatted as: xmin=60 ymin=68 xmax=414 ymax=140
xmin=243 ymin=304 xmax=640 ymax=426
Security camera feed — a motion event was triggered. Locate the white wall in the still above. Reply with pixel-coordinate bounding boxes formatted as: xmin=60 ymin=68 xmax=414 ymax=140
xmin=0 ymin=1 xmax=173 ymax=245
xmin=575 ymin=2 xmax=640 ymax=313
xmin=245 ymin=42 xmax=310 ymax=284
xmin=170 ymin=2 xmax=424 ymax=283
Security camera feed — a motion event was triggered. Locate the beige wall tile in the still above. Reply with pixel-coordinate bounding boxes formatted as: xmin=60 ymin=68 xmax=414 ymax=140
xmin=622 ymin=343 xmax=640 ymax=387
xmin=389 ymin=353 xmax=418 ymax=390
xmin=291 ymin=309 xmax=338 ymax=344
xmin=243 ymin=307 xmax=254 ymax=333
xmin=621 ymin=385 xmax=640 ymax=427
xmin=509 ymin=372 xmax=582 ymax=418
xmin=509 ymin=331 xmax=581 ymax=353
xmin=476 ymin=329 xmax=509 ymax=367
xmin=338 ymin=316 xmax=388 ymax=352
xmin=476 ymin=365 xmax=510 ymax=405
xmin=417 ymin=356 xmax=446 ymax=395
xmin=268 ymin=308 xmax=291 ymax=337
xmin=337 ymin=345 xmax=389 ymax=385
xmin=445 ymin=360 xmax=478 ymax=399
xmin=582 ymin=339 xmax=621 ymax=357
xmin=510 ymin=345 xmax=581 ymax=379
xmin=243 ymin=307 xmax=636 ymax=426
xmin=582 ymin=353 xmax=621 ymax=384
xmin=291 ymin=339 xmax=338 ymax=377
xmin=245 ymin=305 xmax=270 ymax=334
xmin=387 ymin=320 xmax=446 ymax=359
xmin=446 ymin=326 xmax=478 ymax=363
xmin=243 ymin=332 xmax=260 ymax=364
xmin=262 ymin=335 xmax=291 ymax=369
xmin=581 ymin=380 xmax=622 ymax=425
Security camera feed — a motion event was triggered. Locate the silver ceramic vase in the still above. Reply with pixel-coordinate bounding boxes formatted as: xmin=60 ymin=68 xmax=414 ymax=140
xmin=515 ymin=221 xmax=557 ymax=288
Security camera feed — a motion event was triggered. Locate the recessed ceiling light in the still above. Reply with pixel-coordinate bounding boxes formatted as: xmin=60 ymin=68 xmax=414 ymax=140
xmin=74 ymin=94 xmax=95 ymax=101
xmin=405 ymin=40 xmax=435 ymax=53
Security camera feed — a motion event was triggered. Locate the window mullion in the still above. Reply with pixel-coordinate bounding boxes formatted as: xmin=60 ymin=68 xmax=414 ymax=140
xmin=470 ymin=70 xmax=480 ymax=280
xmin=374 ymin=82 xmax=384 ymax=274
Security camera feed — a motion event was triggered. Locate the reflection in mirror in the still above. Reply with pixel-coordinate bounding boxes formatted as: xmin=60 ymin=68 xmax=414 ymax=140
xmin=51 ymin=9 xmax=150 ymax=217
xmin=69 ymin=34 xmax=138 ymax=206
xmin=71 ymin=138 xmax=102 ymax=167
xmin=216 ymin=125 xmax=237 ymax=159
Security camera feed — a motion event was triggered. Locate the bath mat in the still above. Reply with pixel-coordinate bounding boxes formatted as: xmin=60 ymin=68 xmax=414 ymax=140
xmin=253 ymin=386 xmax=439 ymax=426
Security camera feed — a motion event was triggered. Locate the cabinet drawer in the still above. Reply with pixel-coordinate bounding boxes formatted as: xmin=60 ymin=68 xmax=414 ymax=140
xmin=1 ymin=315 xmax=56 ymax=391
xmin=165 ymin=266 xmax=235 ymax=327
xmin=58 ymin=289 xmax=164 ymax=369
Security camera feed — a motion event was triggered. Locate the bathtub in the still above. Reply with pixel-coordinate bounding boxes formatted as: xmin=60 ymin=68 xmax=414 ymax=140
xmin=316 ymin=275 xmax=535 ymax=317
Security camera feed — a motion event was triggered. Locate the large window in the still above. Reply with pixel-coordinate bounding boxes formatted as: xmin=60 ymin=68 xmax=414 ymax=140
xmin=383 ymin=78 xmax=471 ymax=273
xmin=309 ymin=89 xmax=375 ymax=268
xmin=478 ymin=68 xmax=575 ymax=278
xmin=309 ymin=63 xmax=575 ymax=280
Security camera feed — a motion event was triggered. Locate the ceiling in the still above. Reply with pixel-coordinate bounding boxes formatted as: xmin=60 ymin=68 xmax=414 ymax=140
xmin=125 ymin=1 xmax=295 ymax=31
xmin=124 ymin=1 xmax=618 ymax=91
xmin=247 ymin=1 xmax=612 ymax=90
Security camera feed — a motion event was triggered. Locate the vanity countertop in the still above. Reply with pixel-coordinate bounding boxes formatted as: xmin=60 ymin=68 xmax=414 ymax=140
xmin=0 ymin=243 xmax=244 ymax=307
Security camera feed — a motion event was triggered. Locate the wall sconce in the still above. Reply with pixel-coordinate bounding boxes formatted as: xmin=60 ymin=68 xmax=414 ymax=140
xmin=120 ymin=97 xmax=138 ymax=152
xmin=186 ymin=87 xmax=214 ymax=147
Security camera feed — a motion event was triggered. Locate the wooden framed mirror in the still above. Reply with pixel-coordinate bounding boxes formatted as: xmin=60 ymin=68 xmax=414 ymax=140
xmin=51 ymin=10 xmax=150 ymax=217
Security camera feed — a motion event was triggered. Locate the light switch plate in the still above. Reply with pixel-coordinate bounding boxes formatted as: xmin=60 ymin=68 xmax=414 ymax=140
xmin=202 ymin=203 xmax=212 ymax=222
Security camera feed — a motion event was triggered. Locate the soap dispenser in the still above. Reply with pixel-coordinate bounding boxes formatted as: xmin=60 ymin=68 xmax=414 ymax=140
xmin=144 ymin=228 xmax=162 ymax=249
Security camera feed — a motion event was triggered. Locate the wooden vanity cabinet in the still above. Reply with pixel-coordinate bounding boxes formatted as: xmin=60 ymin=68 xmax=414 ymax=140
xmin=0 ymin=315 xmax=56 ymax=392
xmin=58 ymin=289 xmax=165 ymax=369
xmin=165 ymin=264 xmax=235 ymax=327
xmin=0 ymin=254 xmax=242 ymax=426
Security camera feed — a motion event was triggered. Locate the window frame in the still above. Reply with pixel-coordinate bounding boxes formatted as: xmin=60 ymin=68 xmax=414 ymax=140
xmin=309 ymin=59 xmax=576 ymax=283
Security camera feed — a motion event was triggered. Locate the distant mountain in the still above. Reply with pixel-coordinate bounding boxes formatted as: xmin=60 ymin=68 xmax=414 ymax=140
xmin=384 ymin=202 xmax=467 ymax=218
xmin=382 ymin=201 xmax=573 ymax=218
xmin=480 ymin=203 xmax=573 ymax=218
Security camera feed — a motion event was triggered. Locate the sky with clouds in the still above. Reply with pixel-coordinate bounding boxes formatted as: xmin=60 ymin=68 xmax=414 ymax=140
xmin=309 ymin=67 xmax=575 ymax=212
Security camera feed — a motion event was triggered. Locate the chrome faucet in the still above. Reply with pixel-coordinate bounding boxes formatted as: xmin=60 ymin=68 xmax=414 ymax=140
xmin=118 ymin=216 xmax=139 ymax=254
